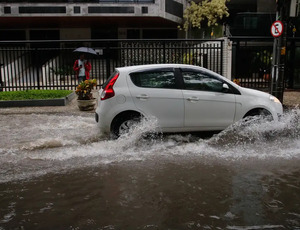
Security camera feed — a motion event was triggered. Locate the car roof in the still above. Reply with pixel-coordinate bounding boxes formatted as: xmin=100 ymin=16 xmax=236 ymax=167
xmin=115 ymin=64 xmax=204 ymax=73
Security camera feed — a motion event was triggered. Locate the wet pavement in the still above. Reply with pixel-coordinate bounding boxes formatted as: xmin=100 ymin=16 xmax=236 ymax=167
xmin=0 ymin=90 xmax=299 ymax=229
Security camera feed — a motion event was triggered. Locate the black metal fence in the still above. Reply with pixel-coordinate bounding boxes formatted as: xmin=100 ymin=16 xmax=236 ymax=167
xmin=0 ymin=39 xmax=224 ymax=91
xmin=231 ymin=37 xmax=274 ymax=90
xmin=231 ymin=36 xmax=300 ymax=91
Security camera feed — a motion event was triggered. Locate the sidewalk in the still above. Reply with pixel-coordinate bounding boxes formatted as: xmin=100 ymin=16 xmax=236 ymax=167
xmin=282 ymin=90 xmax=300 ymax=109
xmin=0 ymin=90 xmax=299 ymax=115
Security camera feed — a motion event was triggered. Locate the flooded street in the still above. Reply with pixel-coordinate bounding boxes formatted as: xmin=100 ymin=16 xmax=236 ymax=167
xmin=0 ymin=111 xmax=300 ymax=229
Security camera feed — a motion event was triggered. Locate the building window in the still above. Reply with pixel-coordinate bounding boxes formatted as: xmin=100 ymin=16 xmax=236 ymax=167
xmin=74 ymin=6 xmax=80 ymax=14
xmin=19 ymin=6 xmax=66 ymax=14
xmin=142 ymin=6 xmax=148 ymax=14
xmin=98 ymin=0 xmax=154 ymax=2
xmin=88 ymin=6 xmax=134 ymax=14
xmin=4 ymin=7 xmax=11 ymax=14
xmin=165 ymin=0 xmax=183 ymax=18
xmin=243 ymin=17 xmax=258 ymax=30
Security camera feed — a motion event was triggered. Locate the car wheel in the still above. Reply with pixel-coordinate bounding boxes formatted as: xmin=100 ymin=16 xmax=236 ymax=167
xmin=245 ymin=109 xmax=273 ymax=120
xmin=111 ymin=114 xmax=141 ymax=139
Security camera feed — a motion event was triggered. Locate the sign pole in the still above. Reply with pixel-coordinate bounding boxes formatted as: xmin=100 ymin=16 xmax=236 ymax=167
xmin=271 ymin=13 xmax=279 ymax=95
xmin=270 ymin=6 xmax=286 ymax=103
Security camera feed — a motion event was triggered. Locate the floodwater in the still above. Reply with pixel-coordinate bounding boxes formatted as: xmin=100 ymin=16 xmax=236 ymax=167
xmin=0 ymin=110 xmax=300 ymax=230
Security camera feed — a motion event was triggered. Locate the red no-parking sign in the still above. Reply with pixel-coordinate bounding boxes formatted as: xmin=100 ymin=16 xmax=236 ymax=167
xmin=271 ymin=20 xmax=284 ymax=38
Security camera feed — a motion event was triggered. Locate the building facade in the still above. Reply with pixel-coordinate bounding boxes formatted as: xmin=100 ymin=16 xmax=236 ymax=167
xmin=0 ymin=0 xmax=186 ymax=40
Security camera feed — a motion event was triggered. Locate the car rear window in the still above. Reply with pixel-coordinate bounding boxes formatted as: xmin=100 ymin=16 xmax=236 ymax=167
xmin=130 ymin=71 xmax=176 ymax=89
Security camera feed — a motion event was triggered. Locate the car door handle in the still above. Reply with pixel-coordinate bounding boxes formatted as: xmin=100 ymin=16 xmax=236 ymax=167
xmin=136 ymin=94 xmax=149 ymax=100
xmin=187 ymin=97 xmax=200 ymax=102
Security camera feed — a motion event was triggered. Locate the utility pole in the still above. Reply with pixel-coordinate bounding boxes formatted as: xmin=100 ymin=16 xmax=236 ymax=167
xmin=271 ymin=0 xmax=289 ymax=102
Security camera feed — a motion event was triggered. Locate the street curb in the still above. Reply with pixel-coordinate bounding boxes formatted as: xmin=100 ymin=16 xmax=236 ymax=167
xmin=0 ymin=92 xmax=76 ymax=108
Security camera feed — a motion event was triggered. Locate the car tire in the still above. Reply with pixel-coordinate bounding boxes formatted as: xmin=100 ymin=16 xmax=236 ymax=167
xmin=111 ymin=113 xmax=141 ymax=139
xmin=245 ymin=108 xmax=273 ymax=120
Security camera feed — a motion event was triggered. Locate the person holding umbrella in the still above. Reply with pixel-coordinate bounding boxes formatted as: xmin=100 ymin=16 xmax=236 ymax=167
xmin=73 ymin=53 xmax=92 ymax=83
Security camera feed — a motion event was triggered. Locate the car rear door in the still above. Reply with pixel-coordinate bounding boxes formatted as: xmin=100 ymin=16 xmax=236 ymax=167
xmin=180 ymin=68 xmax=236 ymax=130
xmin=127 ymin=68 xmax=184 ymax=129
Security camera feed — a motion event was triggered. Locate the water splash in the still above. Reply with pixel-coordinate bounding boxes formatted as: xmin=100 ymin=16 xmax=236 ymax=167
xmin=199 ymin=109 xmax=300 ymax=162
xmin=21 ymin=138 xmax=78 ymax=150
xmin=113 ymin=116 xmax=161 ymax=151
xmin=1 ymin=110 xmax=300 ymax=183
xmin=209 ymin=109 xmax=300 ymax=148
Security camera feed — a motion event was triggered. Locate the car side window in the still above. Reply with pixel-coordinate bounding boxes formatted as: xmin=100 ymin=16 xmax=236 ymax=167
xmin=182 ymin=71 xmax=224 ymax=92
xmin=130 ymin=71 xmax=176 ymax=89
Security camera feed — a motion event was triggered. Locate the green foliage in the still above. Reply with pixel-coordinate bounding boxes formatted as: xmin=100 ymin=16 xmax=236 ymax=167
xmin=182 ymin=0 xmax=229 ymax=31
xmin=76 ymin=79 xmax=97 ymax=100
xmin=256 ymin=50 xmax=272 ymax=66
xmin=183 ymin=53 xmax=194 ymax=64
xmin=0 ymin=90 xmax=73 ymax=101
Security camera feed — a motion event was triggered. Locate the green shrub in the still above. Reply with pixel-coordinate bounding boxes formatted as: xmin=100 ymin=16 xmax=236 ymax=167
xmin=0 ymin=90 xmax=73 ymax=101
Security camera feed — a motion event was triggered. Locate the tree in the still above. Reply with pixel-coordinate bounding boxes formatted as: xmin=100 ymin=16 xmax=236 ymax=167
xmin=182 ymin=0 xmax=230 ymax=32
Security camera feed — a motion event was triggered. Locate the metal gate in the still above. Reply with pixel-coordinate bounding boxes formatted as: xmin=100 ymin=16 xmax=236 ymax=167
xmin=231 ymin=37 xmax=273 ymax=91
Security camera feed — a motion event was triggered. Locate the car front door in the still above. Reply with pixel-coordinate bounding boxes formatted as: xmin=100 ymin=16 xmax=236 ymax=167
xmin=181 ymin=68 xmax=236 ymax=130
xmin=127 ymin=68 xmax=184 ymax=129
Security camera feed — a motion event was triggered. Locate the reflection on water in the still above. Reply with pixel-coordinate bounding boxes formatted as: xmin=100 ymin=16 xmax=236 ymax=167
xmin=0 ymin=111 xmax=299 ymax=229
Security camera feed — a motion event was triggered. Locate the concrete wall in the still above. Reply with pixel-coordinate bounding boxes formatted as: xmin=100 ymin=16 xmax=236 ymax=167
xmin=60 ymin=28 xmax=91 ymax=40
xmin=257 ymin=0 xmax=276 ymax=12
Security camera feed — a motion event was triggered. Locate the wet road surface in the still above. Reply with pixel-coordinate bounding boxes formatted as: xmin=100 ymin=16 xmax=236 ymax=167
xmin=0 ymin=111 xmax=300 ymax=229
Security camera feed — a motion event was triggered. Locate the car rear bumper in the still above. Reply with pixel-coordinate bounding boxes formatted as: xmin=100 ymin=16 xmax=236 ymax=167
xmin=95 ymin=110 xmax=111 ymax=135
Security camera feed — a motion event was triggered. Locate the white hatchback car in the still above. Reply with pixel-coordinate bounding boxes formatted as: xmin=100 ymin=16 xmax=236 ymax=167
xmin=95 ymin=64 xmax=283 ymax=138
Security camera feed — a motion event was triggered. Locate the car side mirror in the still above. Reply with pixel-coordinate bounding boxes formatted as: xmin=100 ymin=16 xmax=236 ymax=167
xmin=222 ymin=83 xmax=230 ymax=93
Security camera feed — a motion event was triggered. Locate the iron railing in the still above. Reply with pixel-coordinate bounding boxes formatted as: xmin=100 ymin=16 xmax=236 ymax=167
xmin=230 ymin=36 xmax=300 ymax=90
xmin=0 ymin=39 xmax=224 ymax=91
xmin=230 ymin=37 xmax=274 ymax=90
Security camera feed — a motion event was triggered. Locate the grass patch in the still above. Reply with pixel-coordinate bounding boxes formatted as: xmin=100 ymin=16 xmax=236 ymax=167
xmin=0 ymin=90 xmax=73 ymax=101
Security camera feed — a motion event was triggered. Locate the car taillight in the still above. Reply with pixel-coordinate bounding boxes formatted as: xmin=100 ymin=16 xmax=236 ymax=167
xmin=101 ymin=73 xmax=120 ymax=100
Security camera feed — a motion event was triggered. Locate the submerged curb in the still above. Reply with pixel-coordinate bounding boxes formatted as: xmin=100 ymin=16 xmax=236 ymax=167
xmin=0 ymin=92 xmax=76 ymax=108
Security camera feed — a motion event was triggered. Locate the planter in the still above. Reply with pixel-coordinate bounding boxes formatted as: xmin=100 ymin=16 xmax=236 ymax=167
xmin=77 ymin=98 xmax=96 ymax=111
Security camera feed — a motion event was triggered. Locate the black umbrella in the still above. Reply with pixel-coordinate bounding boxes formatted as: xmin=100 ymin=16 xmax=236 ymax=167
xmin=73 ymin=47 xmax=98 ymax=56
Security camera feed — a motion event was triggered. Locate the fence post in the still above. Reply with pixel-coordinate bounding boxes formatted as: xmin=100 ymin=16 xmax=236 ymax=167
xmin=163 ymin=41 xmax=166 ymax=63
xmin=106 ymin=42 xmax=111 ymax=79
xmin=0 ymin=63 xmax=3 ymax=92
xmin=34 ymin=48 xmax=41 ymax=90
xmin=220 ymin=40 xmax=223 ymax=76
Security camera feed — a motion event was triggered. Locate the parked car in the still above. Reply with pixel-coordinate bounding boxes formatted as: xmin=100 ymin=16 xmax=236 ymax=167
xmin=95 ymin=64 xmax=283 ymax=138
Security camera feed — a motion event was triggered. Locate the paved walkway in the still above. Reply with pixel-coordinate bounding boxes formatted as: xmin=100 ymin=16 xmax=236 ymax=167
xmin=0 ymin=90 xmax=299 ymax=115
xmin=282 ymin=90 xmax=300 ymax=109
